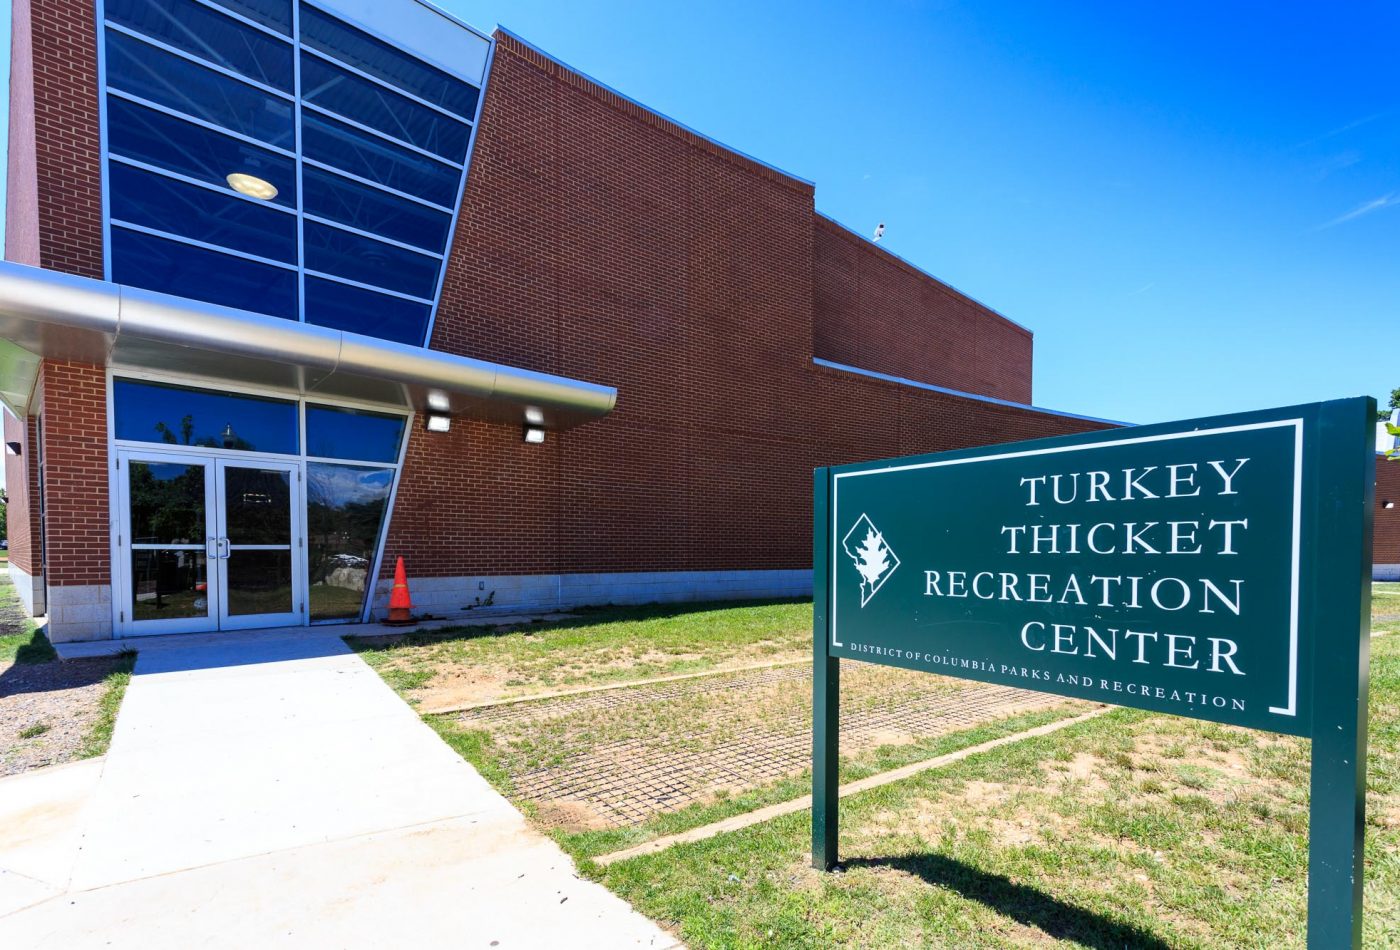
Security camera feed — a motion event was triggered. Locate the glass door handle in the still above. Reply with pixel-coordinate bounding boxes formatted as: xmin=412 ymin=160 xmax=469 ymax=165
xmin=219 ymin=538 xmax=231 ymax=559
xmin=207 ymin=537 xmax=220 ymax=559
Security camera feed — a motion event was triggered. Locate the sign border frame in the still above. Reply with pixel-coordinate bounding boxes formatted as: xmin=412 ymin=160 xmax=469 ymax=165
xmin=830 ymin=417 xmax=1305 ymax=717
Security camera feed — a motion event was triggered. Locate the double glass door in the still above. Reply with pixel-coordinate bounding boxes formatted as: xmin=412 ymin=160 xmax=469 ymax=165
xmin=118 ymin=450 xmax=303 ymax=635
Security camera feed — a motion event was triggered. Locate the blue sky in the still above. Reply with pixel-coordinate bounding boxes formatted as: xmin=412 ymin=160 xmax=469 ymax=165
xmin=3 ymin=0 xmax=1396 ymax=424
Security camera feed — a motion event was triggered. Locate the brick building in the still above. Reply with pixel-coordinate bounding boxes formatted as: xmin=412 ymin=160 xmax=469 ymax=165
xmin=1377 ymin=459 xmax=1400 ymax=581
xmin=0 ymin=0 xmax=1379 ymax=644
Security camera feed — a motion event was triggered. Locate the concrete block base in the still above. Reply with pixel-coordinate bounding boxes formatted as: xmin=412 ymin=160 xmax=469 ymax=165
xmin=370 ymin=569 xmax=813 ymax=620
xmin=7 ymin=562 xmax=44 ymax=617
xmin=45 ymin=585 xmax=113 ymax=642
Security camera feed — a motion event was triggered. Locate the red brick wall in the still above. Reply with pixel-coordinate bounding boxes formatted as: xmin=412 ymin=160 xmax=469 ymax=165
xmin=813 ymin=216 xmax=1033 ymax=403
xmin=381 ymin=35 xmax=1108 ymax=579
xmin=1377 ymin=459 xmax=1400 ymax=567
xmin=37 ymin=361 xmax=108 ymax=586
xmin=7 ymin=0 xmax=107 ymax=593
xmin=3 ymin=406 xmax=41 ymax=575
xmin=26 ymin=0 xmax=103 ymax=277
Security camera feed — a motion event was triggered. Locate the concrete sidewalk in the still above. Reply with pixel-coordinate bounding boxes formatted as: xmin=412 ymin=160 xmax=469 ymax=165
xmin=0 ymin=630 xmax=678 ymax=948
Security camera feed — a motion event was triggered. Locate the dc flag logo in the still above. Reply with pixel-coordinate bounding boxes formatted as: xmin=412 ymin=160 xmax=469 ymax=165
xmin=841 ymin=513 xmax=900 ymax=607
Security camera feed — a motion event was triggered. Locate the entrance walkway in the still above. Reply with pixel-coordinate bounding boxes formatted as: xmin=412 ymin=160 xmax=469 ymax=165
xmin=0 ymin=630 xmax=677 ymax=948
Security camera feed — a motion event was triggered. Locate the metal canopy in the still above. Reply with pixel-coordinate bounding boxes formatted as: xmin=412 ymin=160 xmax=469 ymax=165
xmin=0 ymin=261 xmax=616 ymax=428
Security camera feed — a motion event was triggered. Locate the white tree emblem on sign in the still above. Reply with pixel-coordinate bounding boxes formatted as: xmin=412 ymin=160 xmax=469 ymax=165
xmin=842 ymin=513 xmax=900 ymax=607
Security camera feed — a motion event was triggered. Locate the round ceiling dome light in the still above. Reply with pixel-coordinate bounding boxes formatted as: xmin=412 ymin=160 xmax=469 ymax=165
xmin=226 ymin=172 xmax=278 ymax=200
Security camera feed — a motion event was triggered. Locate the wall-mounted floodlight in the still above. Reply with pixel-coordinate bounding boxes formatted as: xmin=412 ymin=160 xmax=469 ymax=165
xmin=1385 ymin=500 xmax=1396 ymax=510
xmin=426 ymin=414 xmax=451 ymax=433
xmin=524 ymin=406 xmax=545 ymax=426
xmin=524 ymin=426 xmax=545 ymax=444
xmin=427 ymin=390 xmax=450 ymax=412
xmin=4 ymin=441 xmax=20 ymax=456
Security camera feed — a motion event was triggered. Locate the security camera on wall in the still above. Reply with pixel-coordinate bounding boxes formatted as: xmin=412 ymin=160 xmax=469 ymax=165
xmin=872 ymin=222 xmax=886 ymax=242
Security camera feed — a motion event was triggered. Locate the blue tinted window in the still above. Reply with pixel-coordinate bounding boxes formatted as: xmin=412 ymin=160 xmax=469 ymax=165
xmin=306 ymin=462 xmax=392 ymax=620
xmin=105 ymin=0 xmax=293 ymax=91
xmin=305 ymin=405 xmax=405 ymax=462
xmin=110 ymin=164 xmax=297 ymax=263
xmin=205 ymin=0 xmax=291 ymax=35
xmin=112 ymin=227 xmax=297 ymax=319
xmin=301 ymin=55 xmax=470 ymax=161
xmin=303 ymin=166 xmax=451 ymax=251
xmin=303 ymin=221 xmax=439 ymax=299
xmin=302 ymin=112 xmax=459 ymax=207
xmin=299 ymin=5 xmax=478 ymax=118
xmin=107 ymin=97 xmax=296 ymax=208
xmin=106 ymin=31 xmax=294 ymax=147
xmin=114 ymin=378 xmax=298 ymax=453
xmin=304 ymin=277 xmax=430 ymax=345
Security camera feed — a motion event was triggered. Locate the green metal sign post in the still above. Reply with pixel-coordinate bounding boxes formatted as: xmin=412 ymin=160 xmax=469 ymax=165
xmin=811 ymin=397 xmax=1375 ymax=947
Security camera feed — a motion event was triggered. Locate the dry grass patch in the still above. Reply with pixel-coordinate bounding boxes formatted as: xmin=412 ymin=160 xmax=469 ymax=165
xmin=349 ymin=599 xmax=812 ymax=706
xmin=594 ymin=620 xmax=1400 ymax=948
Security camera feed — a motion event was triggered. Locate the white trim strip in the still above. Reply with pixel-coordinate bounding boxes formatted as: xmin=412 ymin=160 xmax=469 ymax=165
xmin=814 ymin=358 xmax=1127 ymax=426
xmin=495 ymin=27 xmax=813 ymax=188
xmin=818 ymin=214 xmax=1034 ymax=336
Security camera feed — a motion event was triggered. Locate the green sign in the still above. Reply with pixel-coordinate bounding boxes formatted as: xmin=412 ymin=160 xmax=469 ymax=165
xmin=811 ymin=398 xmax=1375 ymax=948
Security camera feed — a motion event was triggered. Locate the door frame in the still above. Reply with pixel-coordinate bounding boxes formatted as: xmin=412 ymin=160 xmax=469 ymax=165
xmin=112 ymin=448 xmax=221 ymax=637
xmin=113 ymin=448 xmax=308 ymax=637
xmin=213 ymin=456 xmax=305 ymax=631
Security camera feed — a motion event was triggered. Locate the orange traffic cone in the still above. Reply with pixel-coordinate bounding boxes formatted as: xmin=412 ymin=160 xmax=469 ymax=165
xmin=386 ymin=556 xmax=414 ymax=625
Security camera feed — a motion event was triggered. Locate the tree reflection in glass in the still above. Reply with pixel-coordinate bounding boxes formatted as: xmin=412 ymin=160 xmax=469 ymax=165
xmin=306 ymin=463 xmax=393 ymax=621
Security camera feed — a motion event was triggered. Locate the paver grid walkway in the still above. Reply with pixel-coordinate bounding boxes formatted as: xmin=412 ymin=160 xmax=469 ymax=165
xmin=455 ymin=666 xmax=1081 ymax=827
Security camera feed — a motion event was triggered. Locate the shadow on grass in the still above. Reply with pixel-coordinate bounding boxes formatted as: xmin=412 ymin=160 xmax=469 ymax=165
xmin=346 ymin=597 xmax=812 ymax=653
xmin=0 ymin=626 xmax=58 ymax=665
xmin=843 ymin=853 xmax=1174 ymax=950
xmin=0 ymin=641 xmax=127 ymax=698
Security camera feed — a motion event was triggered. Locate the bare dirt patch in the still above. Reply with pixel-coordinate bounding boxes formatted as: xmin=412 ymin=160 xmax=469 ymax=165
xmin=533 ymin=798 xmax=612 ymax=833
xmin=0 ymin=656 xmax=125 ymax=776
xmin=407 ymin=665 xmax=513 ymax=709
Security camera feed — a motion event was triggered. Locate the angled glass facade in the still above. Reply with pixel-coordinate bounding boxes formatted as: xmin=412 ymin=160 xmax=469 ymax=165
xmin=100 ymin=0 xmax=485 ymax=346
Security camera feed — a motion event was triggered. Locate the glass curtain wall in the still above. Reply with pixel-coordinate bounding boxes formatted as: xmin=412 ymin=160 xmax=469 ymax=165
xmin=303 ymin=405 xmax=403 ymax=621
xmin=100 ymin=0 xmax=484 ymax=345
xmin=114 ymin=378 xmax=407 ymax=622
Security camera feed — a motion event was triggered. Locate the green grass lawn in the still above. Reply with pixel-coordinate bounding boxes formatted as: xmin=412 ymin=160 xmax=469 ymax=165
xmin=349 ymin=599 xmax=812 ymax=705
xmin=0 ymin=572 xmax=133 ymax=762
xmin=0 ymin=575 xmax=53 ymax=664
xmin=78 ymin=651 xmax=137 ymax=759
xmin=1376 ymin=582 xmax=1400 ymax=619
xmin=431 ymin=702 xmax=1085 ymax=863
xmin=357 ymin=589 xmax=1400 ymax=947
xmin=590 ymin=616 xmax=1400 ymax=949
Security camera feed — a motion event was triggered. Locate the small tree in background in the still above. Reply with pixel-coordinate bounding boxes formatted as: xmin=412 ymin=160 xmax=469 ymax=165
xmin=1385 ymin=388 xmax=1400 ymax=461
